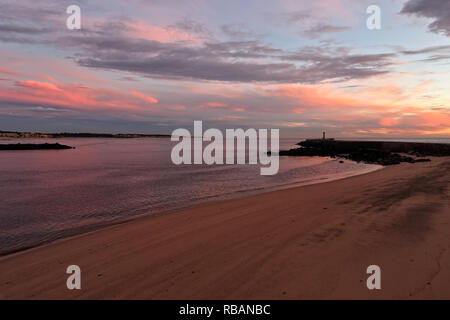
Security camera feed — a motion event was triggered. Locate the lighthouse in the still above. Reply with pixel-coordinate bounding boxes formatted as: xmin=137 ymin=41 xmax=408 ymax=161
xmin=322 ymin=131 xmax=326 ymax=140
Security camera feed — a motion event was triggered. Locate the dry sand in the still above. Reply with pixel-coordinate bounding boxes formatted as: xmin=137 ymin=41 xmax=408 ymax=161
xmin=0 ymin=157 xmax=449 ymax=299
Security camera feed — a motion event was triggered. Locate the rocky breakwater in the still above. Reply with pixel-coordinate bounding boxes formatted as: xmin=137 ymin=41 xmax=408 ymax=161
xmin=278 ymin=139 xmax=450 ymax=165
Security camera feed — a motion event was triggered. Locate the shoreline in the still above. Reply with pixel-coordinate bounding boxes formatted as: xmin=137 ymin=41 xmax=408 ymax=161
xmin=0 ymin=160 xmax=382 ymax=258
xmin=0 ymin=157 xmax=449 ymax=299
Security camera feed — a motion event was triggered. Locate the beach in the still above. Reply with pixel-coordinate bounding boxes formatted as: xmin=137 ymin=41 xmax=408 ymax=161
xmin=0 ymin=157 xmax=449 ymax=299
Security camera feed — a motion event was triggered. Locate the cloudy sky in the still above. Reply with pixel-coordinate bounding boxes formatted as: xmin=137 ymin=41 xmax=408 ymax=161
xmin=0 ymin=0 xmax=449 ymax=137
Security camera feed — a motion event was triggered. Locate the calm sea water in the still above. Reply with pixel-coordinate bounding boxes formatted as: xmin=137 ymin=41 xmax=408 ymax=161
xmin=0 ymin=137 xmax=383 ymax=255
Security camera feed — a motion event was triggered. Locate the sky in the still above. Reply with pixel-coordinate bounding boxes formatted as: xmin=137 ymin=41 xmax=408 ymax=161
xmin=0 ymin=0 xmax=449 ymax=138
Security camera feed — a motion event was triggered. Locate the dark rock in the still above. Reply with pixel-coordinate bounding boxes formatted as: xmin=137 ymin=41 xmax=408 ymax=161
xmin=279 ymin=139 xmax=447 ymax=166
xmin=0 ymin=143 xmax=74 ymax=150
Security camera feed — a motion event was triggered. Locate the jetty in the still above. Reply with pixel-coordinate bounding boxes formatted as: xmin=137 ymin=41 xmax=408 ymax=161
xmin=279 ymin=138 xmax=450 ymax=165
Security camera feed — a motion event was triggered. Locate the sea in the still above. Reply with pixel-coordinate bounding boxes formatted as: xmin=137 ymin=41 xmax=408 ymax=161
xmin=2 ymin=136 xmax=437 ymax=255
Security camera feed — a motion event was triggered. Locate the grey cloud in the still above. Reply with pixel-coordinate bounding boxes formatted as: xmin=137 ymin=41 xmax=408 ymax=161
xmin=421 ymin=55 xmax=450 ymax=62
xmin=205 ymin=41 xmax=283 ymax=58
xmin=0 ymin=22 xmax=53 ymax=43
xmin=171 ymin=18 xmax=213 ymax=39
xmin=277 ymin=10 xmax=349 ymax=39
xmin=0 ymin=1 xmax=63 ymax=43
xmin=399 ymin=45 xmax=450 ymax=62
xmin=0 ymin=2 xmax=396 ymax=84
xmin=401 ymin=45 xmax=450 ymax=55
xmin=301 ymin=24 xmax=350 ymax=39
xmin=401 ymin=0 xmax=450 ymax=36
xmin=221 ymin=24 xmax=256 ymax=40
xmin=79 ymin=58 xmax=293 ymax=83
xmin=119 ymin=76 xmax=139 ymax=82
xmin=0 ymin=24 xmax=51 ymax=34
xmin=0 ymin=1 xmax=61 ymax=21
xmin=68 ymin=33 xmax=394 ymax=83
xmin=279 ymin=10 xmax=312 ymax=25
xmin=281 ymin=47 xmax=394 ymax=70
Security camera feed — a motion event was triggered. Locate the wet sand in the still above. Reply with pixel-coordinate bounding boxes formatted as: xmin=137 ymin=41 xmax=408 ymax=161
xmin=0 ymin=157 xmax=449 ymax=299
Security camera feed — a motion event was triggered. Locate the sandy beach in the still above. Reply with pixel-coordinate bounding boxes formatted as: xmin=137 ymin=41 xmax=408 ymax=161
xmin=0 ymin=157 xmax=449 ymax=299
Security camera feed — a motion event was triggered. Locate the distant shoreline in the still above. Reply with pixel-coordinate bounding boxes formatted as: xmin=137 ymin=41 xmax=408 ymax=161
xmin=0 ymin=130 xmax=170 ymax=139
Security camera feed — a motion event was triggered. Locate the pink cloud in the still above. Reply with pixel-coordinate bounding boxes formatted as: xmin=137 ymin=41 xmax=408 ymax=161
xmin=82 ymin=17 xmax=204 ymax=44
xmin=126 ymin=21 xmax=203 ymax=44
xmin=16 ymin=80 xmax=61 ymax=91
xmin=0 ymin=80 xmax=160 ymax=113
xmin=200 ymin=102 xmax=227 ymax=108
xmin=129 ymin=90 xmax=158 ymax=104
xmin=0 ymin=67 xmax=20 ymax=76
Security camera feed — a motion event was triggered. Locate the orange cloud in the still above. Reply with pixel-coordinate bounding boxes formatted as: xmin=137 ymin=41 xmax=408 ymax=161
xmin=259 ymin=82 xmax=428 ymax=113
xmin=258 ymin=83 xmax=450 ymax=136
xmin=293 ymin=108 xmax=306 ymax=114
xmin=379 ymin=117 xmax=400 ymax=127
xmin=417 ymin=112 xmax=449 ymax=127
xmin=260 ymin=84 xmax=362 ymax=109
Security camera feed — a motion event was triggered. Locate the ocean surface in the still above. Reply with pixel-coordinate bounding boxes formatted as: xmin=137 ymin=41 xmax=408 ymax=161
xmin=0 ymin=137 xmax=384 ymax=255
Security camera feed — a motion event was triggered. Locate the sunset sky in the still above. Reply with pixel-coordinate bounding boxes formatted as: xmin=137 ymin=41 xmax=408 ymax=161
xmin=0 ymin=0 xmax=449 ymax=137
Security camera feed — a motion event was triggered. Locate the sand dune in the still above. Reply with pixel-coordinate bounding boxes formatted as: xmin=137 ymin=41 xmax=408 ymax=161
xmin=0 ymin=157 xmax=449 ymax=299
